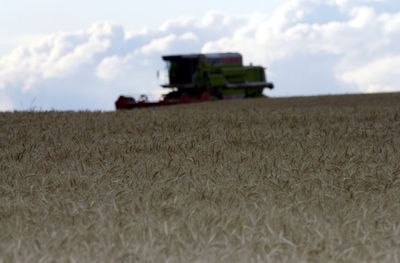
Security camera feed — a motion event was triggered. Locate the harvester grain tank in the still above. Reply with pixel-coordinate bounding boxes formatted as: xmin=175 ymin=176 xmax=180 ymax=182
xmin=115 ymin=52 xmax=274 ymax=109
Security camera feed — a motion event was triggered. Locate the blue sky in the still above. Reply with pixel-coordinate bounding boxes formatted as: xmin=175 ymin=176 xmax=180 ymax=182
xmin=0 ymin=0 xmax=399 ymax=111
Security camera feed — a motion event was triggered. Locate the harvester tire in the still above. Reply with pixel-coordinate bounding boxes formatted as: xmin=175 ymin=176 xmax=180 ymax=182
xmin=212 ymin=88 xmax=223 ymax=100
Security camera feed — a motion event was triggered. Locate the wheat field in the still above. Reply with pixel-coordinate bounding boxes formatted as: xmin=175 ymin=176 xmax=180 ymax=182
xmin=1 ymin=93 xmax=400 ymax=262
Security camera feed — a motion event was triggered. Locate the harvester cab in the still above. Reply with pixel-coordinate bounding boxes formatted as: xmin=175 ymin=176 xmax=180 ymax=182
xmin=115 ymin=52 xmax=274 ymax=109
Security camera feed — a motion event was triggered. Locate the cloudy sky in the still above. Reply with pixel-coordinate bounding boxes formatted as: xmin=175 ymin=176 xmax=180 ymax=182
xmin=0 ymin=0 xmax=399 ymax=111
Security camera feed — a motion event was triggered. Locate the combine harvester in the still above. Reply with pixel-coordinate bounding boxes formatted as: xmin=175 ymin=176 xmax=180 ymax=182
xmin=115 ymin=52 xmax=274 ymax=109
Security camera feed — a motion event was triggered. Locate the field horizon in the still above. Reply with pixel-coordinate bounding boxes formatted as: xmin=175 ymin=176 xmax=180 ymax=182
xmin=1 ymin=92 xmax=400 ymax=262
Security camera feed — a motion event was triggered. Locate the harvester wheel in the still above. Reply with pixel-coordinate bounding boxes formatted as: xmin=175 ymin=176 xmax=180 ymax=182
xmin=180 ymin=92 xmax=190 ymax=102
xmin=115 ymin=96 xmax=136 ymax=110
xmin=200 ymin=92 xmax=210 ymax=101
xmin=212 ymin=88 xmax=223 ymax=100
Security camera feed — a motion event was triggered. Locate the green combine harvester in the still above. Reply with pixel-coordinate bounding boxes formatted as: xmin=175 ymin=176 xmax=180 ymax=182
xmin=116 ymin=52 xmax=274 ymax=109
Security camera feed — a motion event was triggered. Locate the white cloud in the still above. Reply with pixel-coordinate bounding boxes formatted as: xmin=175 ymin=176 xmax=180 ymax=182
xmin=349 ymin=6 xmax=376 ymax=28
xmin=0 ymin=23 xmax=114 ymax=91
xmin=96 ymin=56 xmax=126 ymax=81
xmin=339 ymin=55 xmax=400 ymax=93
xmin=383 ymin=12 xmax=400 ymax=34
xmin=138 ymin=34 xmax=178 ymax=55
xmin=0 ymin=0 xmax=399 ymax=110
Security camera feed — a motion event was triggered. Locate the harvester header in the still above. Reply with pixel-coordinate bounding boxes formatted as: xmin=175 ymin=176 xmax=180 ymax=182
xmin=116 ymin=52 xmax=274 ymax=109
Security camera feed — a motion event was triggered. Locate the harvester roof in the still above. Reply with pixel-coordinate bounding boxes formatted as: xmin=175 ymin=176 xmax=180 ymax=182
xmin=162 ymin=52 xmax=243 ymax=66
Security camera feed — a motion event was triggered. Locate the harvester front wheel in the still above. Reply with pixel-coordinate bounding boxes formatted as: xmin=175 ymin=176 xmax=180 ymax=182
xmin=212 ymin=88 xmax=223 ymax=100
xmin=180 ymin=92 xmax=191 ymax=102
xmin=200 ymin=92 xmax=210 ymax=101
